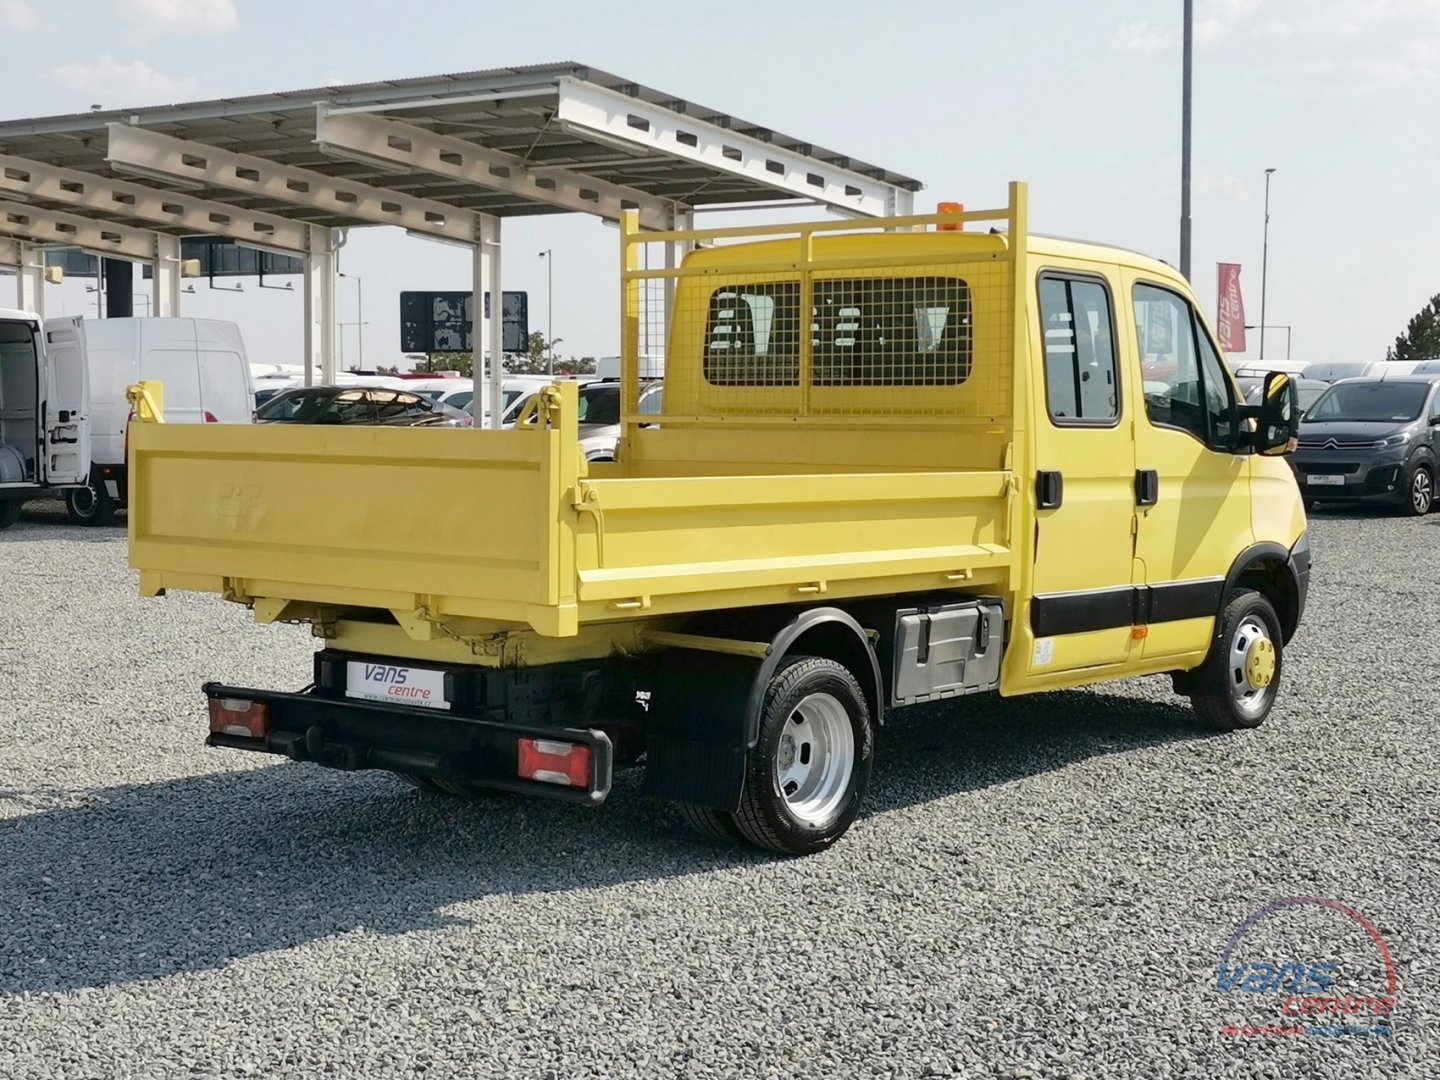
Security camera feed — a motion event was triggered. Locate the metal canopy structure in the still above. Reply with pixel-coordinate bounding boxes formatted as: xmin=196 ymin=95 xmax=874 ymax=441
xmin=0 ymin=62 xmax=923 ymax=421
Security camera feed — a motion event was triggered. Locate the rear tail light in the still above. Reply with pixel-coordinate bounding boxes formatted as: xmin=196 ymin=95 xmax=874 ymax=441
xmin=203 ymin=411 xmax=219 ymax=423
xmin=208 ymin=697 xmax=270 ymax=738
xmin=518 ymin=738 xmax=591 ymax=788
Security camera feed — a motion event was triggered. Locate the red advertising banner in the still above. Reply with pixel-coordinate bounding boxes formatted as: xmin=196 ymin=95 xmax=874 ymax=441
xmin=1216 ymin=263 xmax=1247 ymax=354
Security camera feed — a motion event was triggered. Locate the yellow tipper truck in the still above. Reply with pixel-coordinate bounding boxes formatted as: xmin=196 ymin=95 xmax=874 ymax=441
xmin=128 ymin=184 xmax=1308 ymax=854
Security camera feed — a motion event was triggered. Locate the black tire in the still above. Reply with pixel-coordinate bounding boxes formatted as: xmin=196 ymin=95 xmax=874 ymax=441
xmin=676 ymin=803 xmax=743 ymax=844
xmin=1400 ymin=463 xmax=1433 ymax=517
xmin=392 ymin=771 xmax=444 ymax=793
xmin=431 ymin=778 xmax=504 ymax=798
xmin=1301 ymin=494 xmax=1316 ymax=512
xmin=732 ymin=656 xmax=874 ymax=855
xmin=65 ymin=478 xmax=117 ymax=526
xmin=1189 ymin=590 xmax=1284 ymax=731
xmin=0 ymin=500 xmax=21 ymax=529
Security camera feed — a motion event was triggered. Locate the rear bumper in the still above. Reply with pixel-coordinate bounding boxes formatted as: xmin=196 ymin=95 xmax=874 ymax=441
xmin=201 ymin=682 xmax=614 ymax=804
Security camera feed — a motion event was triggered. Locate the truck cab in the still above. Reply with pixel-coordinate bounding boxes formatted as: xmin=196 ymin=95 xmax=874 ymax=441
xmin=0 ymin=310 xmax=90 ymax=528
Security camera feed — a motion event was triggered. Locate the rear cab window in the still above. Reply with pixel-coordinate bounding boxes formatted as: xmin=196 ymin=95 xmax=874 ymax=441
xmin=1038 ymin=274 xmax=1120 ymax=424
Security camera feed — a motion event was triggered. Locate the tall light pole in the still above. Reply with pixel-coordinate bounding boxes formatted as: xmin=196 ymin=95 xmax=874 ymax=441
xmin=339 ymin=272 xmax=364 ymax=368
xmin=1245 ymin=323 xmax=1291 ymax=360
xmin=1259 ymin=167 xmax=1276 ymax=362
xmin=538 ymin=249 xmax=553 ymax=376
xmin=1180 ymin=0 xmax=1193 ymax=279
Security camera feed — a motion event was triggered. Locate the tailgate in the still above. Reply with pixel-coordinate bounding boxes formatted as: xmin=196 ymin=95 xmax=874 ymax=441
xmin=128 ymin=385 xmax=581 ymax=636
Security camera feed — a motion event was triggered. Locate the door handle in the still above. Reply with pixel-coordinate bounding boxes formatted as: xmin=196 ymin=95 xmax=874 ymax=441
xmin=1135 ymin=468 xmax=1159 ymax=507
xmin=1036 ymin=470 xmax=1064 ymax=510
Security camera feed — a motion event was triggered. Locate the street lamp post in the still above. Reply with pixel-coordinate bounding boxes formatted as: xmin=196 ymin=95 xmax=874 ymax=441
xmin=538 ymin=249 xmax=553 ymax=376
xmin=339 ymin=272 xmax=364 ymax=368
xmin=1260 ymin=167 xmax=1276 ymax=362
xmin=1245 ymin=324 xmax=1292 ymax=361
xmin=1180 ymin=0 xmax=1193 ymax=279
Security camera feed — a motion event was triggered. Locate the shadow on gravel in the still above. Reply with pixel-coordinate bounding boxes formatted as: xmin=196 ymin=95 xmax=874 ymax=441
xmin=0 ymin=687 xmax=1207 ymax=995
xmin=864 ymin=687 xmax=1205 ymax=815
xmin=1301 ymin=502 xmax=1411 ymax=522
xmin=0 ymin=500 xmax=127 ymax=540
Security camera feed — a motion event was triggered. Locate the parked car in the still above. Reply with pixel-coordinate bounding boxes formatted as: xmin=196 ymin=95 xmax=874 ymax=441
xmin=1289 ymin=376 xmax=1440 ymax=514
xmin=568 ymin=379 xmax=663 ymax=461
xmin=254 ymin=386 xmax=470 ymax=427
xmin=1300 ymin=360 xmax=1380 ymax=384
xmin=441 ymin=376 xmax=553 ymax=420
xmin=1231 ymin=358 xmax=1308 ymax=379
xmin=1244 ymin=377 xmax=1328 ymax=415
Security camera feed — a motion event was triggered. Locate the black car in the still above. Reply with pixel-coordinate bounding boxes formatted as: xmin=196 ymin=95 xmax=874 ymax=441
xmin=254 ymin=386 xmax=470 ymax=427
xmin=1290 ymin=376 xmax=1440 ymax=515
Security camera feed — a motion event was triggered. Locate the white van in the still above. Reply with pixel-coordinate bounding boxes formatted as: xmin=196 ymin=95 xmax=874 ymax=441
xmin=67 ymin=317 xmax=254 ymax=525
xmin=0 ymin=310 xmax=89 ymax=529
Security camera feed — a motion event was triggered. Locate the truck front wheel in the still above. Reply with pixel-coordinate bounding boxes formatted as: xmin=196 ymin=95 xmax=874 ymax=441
xmin=1189 ymin=590 xmax=1284 ymax=731
xmin=733 ymin=656 xmax=874 ymax=855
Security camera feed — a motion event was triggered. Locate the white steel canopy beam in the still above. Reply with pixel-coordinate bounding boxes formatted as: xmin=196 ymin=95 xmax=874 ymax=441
xmin=553 ymin=76 xmax=914 ymax=218
xmin=315 ymin=108 xmax=675 ymax=231
xmin=0 ymin=153 xmax=310 ymax=253
xmin=105 ymin=123 xmax=479 ymax=244
xmin=0 ymin=200 xmax=159 ymax=261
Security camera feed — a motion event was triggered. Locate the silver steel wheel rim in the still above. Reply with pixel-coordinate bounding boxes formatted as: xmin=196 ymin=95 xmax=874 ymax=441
xmin=1228 ymin=614 xmax=1276 ymax=719
xmin=1412 ymin=470 xmax=1432 ymax=513
xmin=71 ymin=485 xmax=97 ymax=516
xmin=774 ymin=692 xmax=855 ymax=825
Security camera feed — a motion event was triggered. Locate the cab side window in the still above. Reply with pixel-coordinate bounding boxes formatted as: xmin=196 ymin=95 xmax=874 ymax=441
xmin=1133 ymin=283 xmax=1236 ymax=449
xmin=1038 ymin=275 xmax=1120 ymax=424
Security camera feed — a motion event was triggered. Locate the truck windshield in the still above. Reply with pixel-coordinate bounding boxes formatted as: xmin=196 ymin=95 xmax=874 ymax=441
xmin=1306 ymin=382 xmax=1428 ymax=423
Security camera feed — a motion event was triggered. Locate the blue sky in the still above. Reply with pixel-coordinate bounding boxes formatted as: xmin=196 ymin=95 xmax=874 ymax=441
xmin=2 ymin=0 xmax=1437 ymax=367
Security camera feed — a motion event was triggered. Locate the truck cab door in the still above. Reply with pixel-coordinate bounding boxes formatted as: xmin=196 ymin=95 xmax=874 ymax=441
xmin=39 ymin=316 xmax=90 ymax=486
xmin=1024 ymin=270 xmax=1139 ymax=678
xmin=1125 ymin=277 xmax=1253 ymax=662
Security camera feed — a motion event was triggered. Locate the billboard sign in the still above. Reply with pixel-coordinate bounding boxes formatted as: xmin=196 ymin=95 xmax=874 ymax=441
xmin=399 ymin=291 xmax=529 ymax=354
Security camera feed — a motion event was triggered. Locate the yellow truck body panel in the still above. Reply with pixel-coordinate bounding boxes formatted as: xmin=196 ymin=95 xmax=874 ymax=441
xmin=129 ymin=183 xmax=1306 ymax=701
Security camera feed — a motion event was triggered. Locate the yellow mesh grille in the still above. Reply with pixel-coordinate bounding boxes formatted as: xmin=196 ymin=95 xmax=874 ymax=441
xmin=621 ymin=205 xmax=1020 ymax=428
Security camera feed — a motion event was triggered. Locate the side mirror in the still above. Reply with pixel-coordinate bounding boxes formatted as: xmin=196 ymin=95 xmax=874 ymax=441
xmin=1253 ymin=371 xmax=1300 ymax=456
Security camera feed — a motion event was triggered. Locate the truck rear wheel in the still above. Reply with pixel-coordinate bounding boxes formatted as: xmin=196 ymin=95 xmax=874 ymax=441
xmin=392 ymin=771 xmax=443 ymax=793
xmin=1189 ymin=590 xmax=1283 ymax=731
xmin=0 ymin=500 xmax=20 ymax=529
xmin=65 ymin=479 xmax=117 ymax=526
xmin=732 ymin=656 xmax=874 ymax=855
xmin=676 ymin=803 xmax=742 ymax=843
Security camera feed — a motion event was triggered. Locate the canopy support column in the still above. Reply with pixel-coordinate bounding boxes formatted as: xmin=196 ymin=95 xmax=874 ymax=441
xmin=304 ymin=225 xmax=337 ymax=385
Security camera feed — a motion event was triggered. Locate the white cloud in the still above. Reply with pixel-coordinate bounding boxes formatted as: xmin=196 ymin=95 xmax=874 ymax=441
xmin=49 ymin=54 xmax=197 ymax=104
xmin=1198 ymin=170 xmax=1249 ymax=202
xmin=1196 ymin=0 xmax=1266 ymax=44
xmin=0 ymin=0 xmax=40 ymax=30
xmin=118 ymin=0 xmax=237 ymax=36
xmin=1112 ymin=19 xmax=1174 ymax=55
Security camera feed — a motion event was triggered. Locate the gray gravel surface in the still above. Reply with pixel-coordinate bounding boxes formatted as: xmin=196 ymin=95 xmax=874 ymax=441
xmin=1 ymin=499 xmax=1437 ymax=1079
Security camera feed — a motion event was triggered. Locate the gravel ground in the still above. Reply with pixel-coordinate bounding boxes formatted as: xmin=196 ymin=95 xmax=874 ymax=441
xmin=1 ymin=498 xmax=1437 ymax=1079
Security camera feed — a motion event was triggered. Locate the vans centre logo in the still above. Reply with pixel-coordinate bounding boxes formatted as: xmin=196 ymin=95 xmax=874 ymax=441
xmin=1216 ymin=897 xmax=1397 ymax=1037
